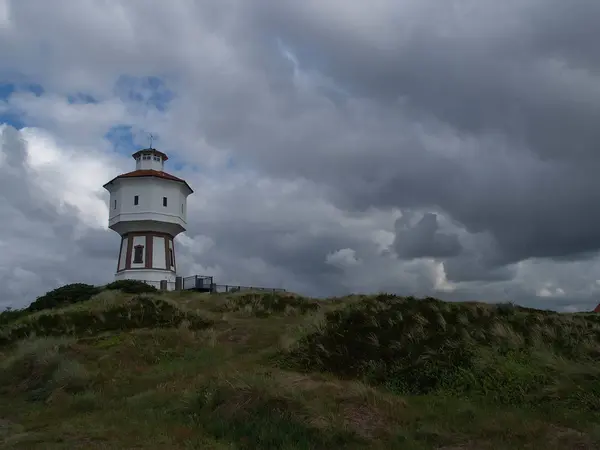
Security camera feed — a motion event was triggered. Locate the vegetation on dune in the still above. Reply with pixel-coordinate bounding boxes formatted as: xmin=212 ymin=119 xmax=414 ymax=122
xmin=282 ymin=294 xmax=600 ymax=411
xmin=0 ymin=292 xmax=212 ymax=346
xmin=0 ymin=338 xmax=90 ymax=402
xmin=212 ymin=291 xmax=320 ymax=317
xmin=0 ymin=280 xmax=158 ymax=328
xmin=183 ymin=376 xmax=364 ymax=450
xmin=27 ymin=283 xmax=101 ymax=312
xmin=0 ymin=307 xmax=28 ymax=326
xmin=103 ymin=279 xmax=158 ymax=294
xmin=1 ymin=285 xmax=600 ymax=449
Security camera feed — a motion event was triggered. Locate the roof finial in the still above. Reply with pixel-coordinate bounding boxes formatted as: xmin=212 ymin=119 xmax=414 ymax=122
xmin=148 ymin=133 xmax=155 ymax=149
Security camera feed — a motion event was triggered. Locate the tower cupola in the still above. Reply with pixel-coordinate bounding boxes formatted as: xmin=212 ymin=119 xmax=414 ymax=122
xmin=133 ymin=148 xmax=168 ymax=171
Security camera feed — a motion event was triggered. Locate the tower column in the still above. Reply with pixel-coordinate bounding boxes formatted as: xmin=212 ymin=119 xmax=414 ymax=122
xmin=116 ymin=232 xmax=176 ymax=274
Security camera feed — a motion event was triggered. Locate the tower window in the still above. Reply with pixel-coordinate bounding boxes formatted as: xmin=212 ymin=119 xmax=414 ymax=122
xmin=134 ymin=195 xmax=139 ymax=205
xmin=181 ymin=203 xmax=184 ymax=213
xmin=114 ymin=199 xmax=117 ymax=210
xmin=133 ymin=245 xmax=144 ymax=264
xmin=169 ymin=248 xmax=174 ymax=267
xmin=163 ymin=197 xmax=168 ymax=207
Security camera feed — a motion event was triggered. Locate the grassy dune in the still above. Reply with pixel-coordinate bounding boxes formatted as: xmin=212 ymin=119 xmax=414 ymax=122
xmin=1 ymin=288 xmax=599 ymax=449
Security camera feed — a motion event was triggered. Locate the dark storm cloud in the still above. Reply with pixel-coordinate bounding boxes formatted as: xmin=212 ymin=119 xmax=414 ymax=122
xmin=181 ymin=201 xmax=370 ymax=294
xmin=393 ymin=212 xmax=462 ymax=259
xmin=76 ymin=228 xmax=120 ymax=261
xmin=205 ymin=0 xmax=600 ymax=277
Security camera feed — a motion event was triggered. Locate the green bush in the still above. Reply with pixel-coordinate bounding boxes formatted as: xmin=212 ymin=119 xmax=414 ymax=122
xmin=104 ymin=279 xmax=157 ymax=294
xmin=282 ymin=294 xmax=600 ymax=410
xmin=28 ymin=283 xmax=100 ymax=312
xmin=1 ymin=296 xmax=212 ymax=346
xmin=0 ymin=307 xmax=29 ymax=326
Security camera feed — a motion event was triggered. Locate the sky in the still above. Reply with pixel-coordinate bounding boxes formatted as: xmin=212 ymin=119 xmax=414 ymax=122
xmin=1 ymin=0 xmax=600 ymax=312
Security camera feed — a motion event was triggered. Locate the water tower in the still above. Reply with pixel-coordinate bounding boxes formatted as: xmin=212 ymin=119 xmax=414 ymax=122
xmin=103 ymin=148 xmax=193 ymax=289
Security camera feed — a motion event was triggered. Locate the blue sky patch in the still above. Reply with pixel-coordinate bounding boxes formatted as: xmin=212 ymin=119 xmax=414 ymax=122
xmin=104 ymin=125 xmax=188 ymax=173
xmin=0 ymin=82 xmax=44 ymax=99
xmin=0 ymin=82 xmax=44 ymax=129
xmin=114 ymin=75 xmax=175 ymax=112
xmin=0 ymin=83 xmax=15 ymax=101
xmin=67 ymin=92 xmax=98 ymax=104
xmin=0 ymin=111 xmax=26 ymax=130
xmin=104 ymin=124 xmax=136 ymax=154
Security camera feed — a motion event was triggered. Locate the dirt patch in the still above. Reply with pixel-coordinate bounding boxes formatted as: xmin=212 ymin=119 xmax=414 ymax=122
xmin=275 ymin=371 xmax=343 ymax=392
xmin=217 ymin=327 xmax=251 ymax=345
xmin=0 ymin=419 xmax=23 ymax=438
xmin=268 ymin=370 xmax=400 ymax=439
xmin=436 ymin=426 xmax=597 ymax=450
xmin=339 ymin=402 xmax=388 ymax=439
xmin=546 ymin=425 xmax=596 ymax=450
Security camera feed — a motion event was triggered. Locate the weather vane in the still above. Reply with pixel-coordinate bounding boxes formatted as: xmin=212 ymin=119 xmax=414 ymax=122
xmin=148 ymin=133 xmax=155 ymax=149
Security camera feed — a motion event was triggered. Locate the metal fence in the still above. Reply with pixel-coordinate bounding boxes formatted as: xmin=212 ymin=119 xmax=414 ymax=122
xmin=212 ymin=284 xmax=286 ymax=294
xmin=116 ymin=275 xmax=284 ymax=294
xmin=182 ymin=275 xmax=214 ymax=291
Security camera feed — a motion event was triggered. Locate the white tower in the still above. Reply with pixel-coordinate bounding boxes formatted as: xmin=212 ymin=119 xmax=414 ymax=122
xmin=103 ymin=148 xmax=193 ymax=289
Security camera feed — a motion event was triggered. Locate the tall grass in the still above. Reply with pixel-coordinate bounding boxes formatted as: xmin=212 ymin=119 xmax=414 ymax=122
xmin=213 ymin=292 xmax=320 ymax=317
xmin=0 ymin=295 xmax=212 ymax=345
xmin=0 ymin=338 xmax=90 ymax=401
xmin=282 ymin=295 xmax=600 ymax=412
xmin=182 ymin=375 xmax=364 ymax=450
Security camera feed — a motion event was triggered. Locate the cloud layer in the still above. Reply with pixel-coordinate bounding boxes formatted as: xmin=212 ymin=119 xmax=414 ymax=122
xmin=1 ymin=0 xmax=600 ymax=311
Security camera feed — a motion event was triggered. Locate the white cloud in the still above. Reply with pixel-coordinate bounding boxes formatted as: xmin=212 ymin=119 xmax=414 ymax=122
xmin=0 ymin=0 xmax=10 ymax=30
xmin=537 ymin=285 xmax=565 ymax=298
xmin=21 ymin=128 xmax=116 ymax=229
xmin=432 ymin=261 xmax=457 ymax=293
xmin=326 ymin=248 xmax=361 ymax=268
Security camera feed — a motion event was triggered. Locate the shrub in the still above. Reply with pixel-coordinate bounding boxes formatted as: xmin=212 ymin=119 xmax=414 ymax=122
xmin=27 ymin=283 xmax=100 ymax=312
xmin=0 ymin=307 xmax=29 ymax=326
xmin=0 ymin=338 xmax=90 ymax=401
xmin=1 ymin=296 xmax=212 ymax=346
xmin=104 ymin=279 xmax=157 ymax=294
xmin=281 ymin=294 xmax=600 ymax=410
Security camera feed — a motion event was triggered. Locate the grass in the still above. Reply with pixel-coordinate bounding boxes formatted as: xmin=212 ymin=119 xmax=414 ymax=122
xmin=0 ymin=291 xmax=212 ymax=345
xmin=0 ymin=338 xmax=90 ymax=402
xmin=0 ymin=290 xmax=599 ymax=449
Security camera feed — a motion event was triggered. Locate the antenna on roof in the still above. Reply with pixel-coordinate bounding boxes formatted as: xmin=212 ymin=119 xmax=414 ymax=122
xmin=148 ymin=133 xmax=155 ymax=149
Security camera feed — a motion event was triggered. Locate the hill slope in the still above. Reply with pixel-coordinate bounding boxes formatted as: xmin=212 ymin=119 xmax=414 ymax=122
xmin=1 ymin=288 xmax=600 ymax=449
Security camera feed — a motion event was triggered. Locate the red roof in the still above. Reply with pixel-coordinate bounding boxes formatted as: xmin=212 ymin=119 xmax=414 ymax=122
xmin=103 ymin=169 xmax=193 ymax=193
xmin=594 ymin=304 xmax=600 ymax=313
xmin=117 ymin=169 xmax=184 ymax=182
